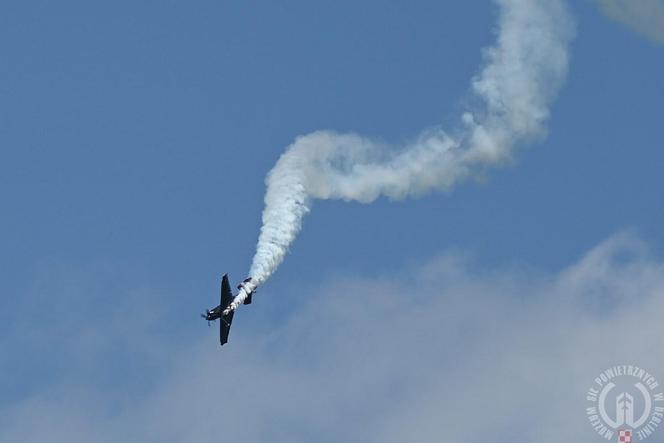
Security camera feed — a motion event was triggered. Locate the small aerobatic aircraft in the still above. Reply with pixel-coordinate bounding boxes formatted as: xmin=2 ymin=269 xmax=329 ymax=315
xmin=201 ymin=274 xmax=254 ymax=346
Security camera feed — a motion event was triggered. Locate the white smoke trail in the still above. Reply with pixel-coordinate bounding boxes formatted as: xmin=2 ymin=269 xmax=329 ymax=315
xmin=229 ymin=0 xmax=575 ymax=309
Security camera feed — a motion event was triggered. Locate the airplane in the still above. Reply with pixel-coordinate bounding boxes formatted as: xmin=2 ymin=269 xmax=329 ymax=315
xmin=201 ymin=274 xmax=255 ymax=346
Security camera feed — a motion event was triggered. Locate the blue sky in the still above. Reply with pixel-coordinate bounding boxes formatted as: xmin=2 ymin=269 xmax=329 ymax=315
xmin=1 ymin=1 xmax=664 ymax=441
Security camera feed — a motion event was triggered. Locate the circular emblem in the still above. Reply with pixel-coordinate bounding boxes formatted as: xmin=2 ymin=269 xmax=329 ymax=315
xmin=587 ymin=365 xmax=664 ymax=441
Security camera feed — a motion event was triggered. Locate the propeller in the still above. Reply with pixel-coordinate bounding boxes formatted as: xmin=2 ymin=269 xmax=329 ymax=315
xmin=201 ymin=309 xmax=211 ymax=327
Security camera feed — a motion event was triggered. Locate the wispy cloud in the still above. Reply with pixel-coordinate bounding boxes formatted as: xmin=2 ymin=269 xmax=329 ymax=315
xmin=596 ymin=0 xmax=664 ymax=44
xmin=2 ymin=233 xmax=664 ymax=442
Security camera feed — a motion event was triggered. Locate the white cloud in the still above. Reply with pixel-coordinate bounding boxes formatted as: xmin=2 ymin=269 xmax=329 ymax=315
xmin=596 ymin=0 xmax=664 ymax=44
xmin=2 ymin=233 xmax=664 ymax=442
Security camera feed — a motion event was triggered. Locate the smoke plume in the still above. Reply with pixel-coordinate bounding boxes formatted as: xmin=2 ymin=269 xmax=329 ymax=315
xmin=231 ymin=0 xmax=575 ymax=309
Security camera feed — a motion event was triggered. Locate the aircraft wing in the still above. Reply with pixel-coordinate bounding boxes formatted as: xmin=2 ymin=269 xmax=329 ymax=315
xmin=219 ymin=311 xmax=234 ymax=345
xmin=219 ymin=274 xmax=235 ymax=345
